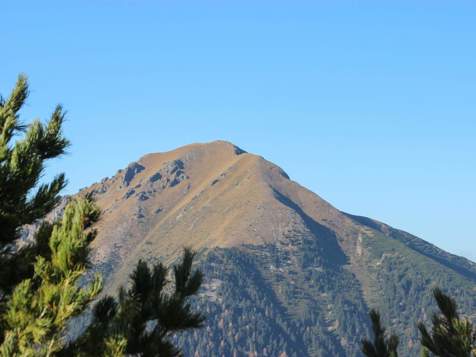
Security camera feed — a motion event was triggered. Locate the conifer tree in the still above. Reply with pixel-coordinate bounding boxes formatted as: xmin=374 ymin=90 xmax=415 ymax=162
xmin=66 ymin=248 xmax=205 ymax=357
xmin=361 ymin=309 xmax=399 ymax=357
xmin=0 ymin=75 xmax=68 ymax=294
xmin=0 ymin=198 xmax=102 ymax=356
xmin=0 ymin=75 xmax=102 ymax=355
xmin=418 ymin=288 xmax=476 ymax=356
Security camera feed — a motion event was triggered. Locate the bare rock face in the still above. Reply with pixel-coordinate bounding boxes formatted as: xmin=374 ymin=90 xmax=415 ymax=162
xmin=123 ymin=162 xmax=145 ymax=186
xmin=20 ymin=196 xmax=69 ymax=245
xmin=80 ymin=140 xmax=476 ymax=357
xmin=149 ymin=159 xmax=188 ymax=188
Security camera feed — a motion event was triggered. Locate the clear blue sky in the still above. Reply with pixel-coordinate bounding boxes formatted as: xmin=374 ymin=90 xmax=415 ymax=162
xmin=2 ymin=1 xmax=475 ymax=260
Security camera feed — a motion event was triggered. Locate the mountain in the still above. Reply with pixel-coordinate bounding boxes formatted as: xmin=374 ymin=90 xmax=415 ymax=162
xmin=81 ymin=140 xmax=476 ymax=356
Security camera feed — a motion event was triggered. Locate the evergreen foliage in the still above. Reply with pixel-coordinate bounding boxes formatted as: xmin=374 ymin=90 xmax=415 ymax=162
xmin=66 ymin=248 xmax=205 ymax=357
xmin=418 ymin=288 xmax=476 ymax=356
xmin=0 ymin=74 xmax=69 ymax=295
xmin=0 ymin=75 xmax=102 ymax=355
xmin=0 ymin=199 xmax=102 ymax=356
xmin=361 ymin=309 xmax=399 ymax=357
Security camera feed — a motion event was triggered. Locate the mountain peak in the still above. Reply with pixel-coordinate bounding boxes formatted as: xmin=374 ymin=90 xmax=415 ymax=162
xmin=81 ymin=142 xmax=475 ymax=356
xmin=86 ymin=141 xmax=301 ymax=257
xmin=138 ymin=140 xmax=246 ymax=166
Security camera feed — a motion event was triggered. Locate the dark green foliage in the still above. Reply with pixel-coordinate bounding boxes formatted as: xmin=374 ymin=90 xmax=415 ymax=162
xmin=418 ymin=288 xmax=476 ymax=356
xmin=68 ymin=248 xmax=204 ymax=357
xmin=361 ymin=309 xmax=399 ymax=357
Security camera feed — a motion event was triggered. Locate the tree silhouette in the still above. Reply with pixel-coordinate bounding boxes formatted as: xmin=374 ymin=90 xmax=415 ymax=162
xmin=361 ymin=309 xmax=399 ymax=357
xmin=66 ymin=248 xmax=205 ymax=356
xmin=418 ymin=288 xmax=476 ymax=356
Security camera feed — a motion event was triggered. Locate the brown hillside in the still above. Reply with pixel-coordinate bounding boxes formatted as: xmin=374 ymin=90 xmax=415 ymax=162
xmin=85 ymin=141 xmax=366 ymax=289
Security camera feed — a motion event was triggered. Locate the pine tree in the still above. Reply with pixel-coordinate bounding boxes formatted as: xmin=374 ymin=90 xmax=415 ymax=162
xmin=0 ymin=74 xmax=68 ymax=294
xmin=361 ymin=309 xmax=399 ymax=357
xmin=418 ymin=288 xmax=476 ymax=356
xmin=0 ymin=75 xmax=102 ymax=355
xmin=66 ymin=248 xmax=205 ymax=357
xmin=0 ymin=198 xmax=102 ymax=356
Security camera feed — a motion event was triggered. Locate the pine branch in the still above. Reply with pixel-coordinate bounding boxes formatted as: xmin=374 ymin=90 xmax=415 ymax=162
xmin=361 ymin=309 xmax=399 ymax=357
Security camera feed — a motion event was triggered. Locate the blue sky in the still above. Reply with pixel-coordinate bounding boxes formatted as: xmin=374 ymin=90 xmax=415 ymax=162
xmin=2 ymin=1 xmax=475 ymax=260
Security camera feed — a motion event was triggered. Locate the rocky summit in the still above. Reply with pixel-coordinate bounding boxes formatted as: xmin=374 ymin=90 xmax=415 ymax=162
xmin=81 ymin=140 xmax=476 ymax=356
